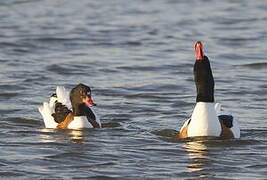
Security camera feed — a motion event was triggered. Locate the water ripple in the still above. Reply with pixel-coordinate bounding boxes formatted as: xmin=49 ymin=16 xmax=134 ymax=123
xmin=0 ymin=0 xmax=266 ymax=179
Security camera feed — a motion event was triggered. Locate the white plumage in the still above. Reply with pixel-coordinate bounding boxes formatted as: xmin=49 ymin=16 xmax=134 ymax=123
xmin=180 ymin=102 xmax=240 ymax=138
xmin=187 ymin=102 xmax=221 ymax=137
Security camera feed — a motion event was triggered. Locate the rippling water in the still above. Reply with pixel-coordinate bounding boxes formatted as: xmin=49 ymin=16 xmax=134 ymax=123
xmin=0 ymin=0 xmax=267 ymax=179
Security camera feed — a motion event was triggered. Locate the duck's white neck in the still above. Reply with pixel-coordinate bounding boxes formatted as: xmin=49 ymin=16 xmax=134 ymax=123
xmin=187 ymin=102 xmax=222 ymax=137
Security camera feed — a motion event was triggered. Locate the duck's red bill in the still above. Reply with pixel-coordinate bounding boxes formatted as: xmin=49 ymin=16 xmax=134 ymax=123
xmin=85 ymin=98 xmax=97 ymax=107
xmin=194 ymin=41 xmax=204 ymax=60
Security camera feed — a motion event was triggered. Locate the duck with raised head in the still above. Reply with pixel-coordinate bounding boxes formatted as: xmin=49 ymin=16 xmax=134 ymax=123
xmin=179 ymin=41 xmax=240 ymax=139
xmin=39 ymin=83 xmax=101 ymax=129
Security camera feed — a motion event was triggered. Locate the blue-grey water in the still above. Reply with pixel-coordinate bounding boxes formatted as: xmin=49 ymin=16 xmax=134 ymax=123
xmin=0 ymin=0 xmax=267 ymax=179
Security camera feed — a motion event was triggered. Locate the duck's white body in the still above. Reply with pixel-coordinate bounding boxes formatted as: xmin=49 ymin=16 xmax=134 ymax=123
xmin=38 ymin=86 xmax=101 ymax=129
xmin=180 ymin=102 xmax=240 ymax=138
xmin=188 ymin=102 xmax=221 ymax=137
xmin=68 ymin=113 xmax=99 ymax=129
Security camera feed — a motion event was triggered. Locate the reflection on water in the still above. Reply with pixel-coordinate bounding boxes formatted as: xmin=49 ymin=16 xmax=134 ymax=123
xmin=39 ymin=128 xmax=86 ymax=144
xmin=181 ymin=138 xmax=222 ymax=179
xmin=183 ymin=139 xmax=209 ymax=172
xmin=68 ymin=129 xmax=84 ymax=141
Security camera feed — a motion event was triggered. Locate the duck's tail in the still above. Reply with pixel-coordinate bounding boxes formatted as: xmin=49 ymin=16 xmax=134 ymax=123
xmin=215 ymin=102 xmax=240 ymax=138
xmin=39 ymin=86 xmax=71 ymax=129
xmin=38 ymin=102 xmax=58 ymax=128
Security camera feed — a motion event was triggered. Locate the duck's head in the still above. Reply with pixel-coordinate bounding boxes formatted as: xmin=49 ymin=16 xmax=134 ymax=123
xmin=194 ymin=41 xmax=204 ymax=60
xmin=70 ymin=83 xmax=96 ymax=107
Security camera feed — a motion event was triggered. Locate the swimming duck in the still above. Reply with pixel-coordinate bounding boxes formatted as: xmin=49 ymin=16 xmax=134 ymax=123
xmin=38 ymin=83 xmax=101 ymax=129
xmin=179 ymin=41 xmax=240 ymax=139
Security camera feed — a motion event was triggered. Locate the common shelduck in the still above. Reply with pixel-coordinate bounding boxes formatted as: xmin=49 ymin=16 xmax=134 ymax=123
xmin=39 ymin=83 xmax=101 ymax=129
xmin=179 ymin=41 xmax=240 ymax=139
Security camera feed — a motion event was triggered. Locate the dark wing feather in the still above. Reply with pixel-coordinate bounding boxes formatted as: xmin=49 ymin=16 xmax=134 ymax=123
xmin=52 ymin=102 xmax=72 ymax=123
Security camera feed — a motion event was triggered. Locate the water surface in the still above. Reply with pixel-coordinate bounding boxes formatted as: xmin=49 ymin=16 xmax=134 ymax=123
xmin=0 ymin=0 xmax=267 ymax=179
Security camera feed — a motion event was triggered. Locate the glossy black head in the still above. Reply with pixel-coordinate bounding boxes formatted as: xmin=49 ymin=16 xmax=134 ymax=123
xmin=193 ymin=41 xmax=215 ymax=102
xmin=70 ymin=83 xmax=96 ymax=107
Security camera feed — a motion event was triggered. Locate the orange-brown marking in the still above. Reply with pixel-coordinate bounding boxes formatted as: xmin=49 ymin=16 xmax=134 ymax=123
xmin=56 ymin=112 xmax=74 ymax=129
xmin=219 ymin=119 xmax=234 ymax=139
xmin=178 ymin=124 xmax=189 ymax=138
